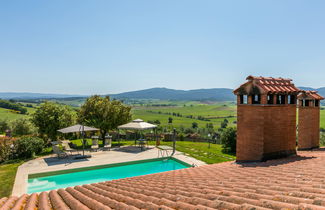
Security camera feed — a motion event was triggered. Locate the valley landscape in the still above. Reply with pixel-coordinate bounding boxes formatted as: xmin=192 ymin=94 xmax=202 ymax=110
xmin=1 ymin=87 xmax=324 ymax=130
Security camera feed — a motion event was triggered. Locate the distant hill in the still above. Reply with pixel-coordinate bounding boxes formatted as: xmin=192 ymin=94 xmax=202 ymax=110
xmin=109 ymin=88 xmax=235 ymax=101
xmin=110 ymin=86 xmax=325 ymax=101
xmin=299 ymin=87 xmax=325 ymax=97
xmin=0 ymin=92 xmax=85 ymax=100
xmin=1 ymin=86 xmax=324 ymax=102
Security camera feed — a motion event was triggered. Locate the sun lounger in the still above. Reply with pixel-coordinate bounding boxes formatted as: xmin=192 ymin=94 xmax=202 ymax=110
xmin=61 ymin=141 xmax=79 ymax=154
xmin=52 ymin=145 xmax=69 ymax=159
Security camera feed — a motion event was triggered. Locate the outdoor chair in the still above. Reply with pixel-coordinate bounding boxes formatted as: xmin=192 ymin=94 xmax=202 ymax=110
xmin=61 ymin=141 xmax=79 ymax=155
xmin=91 ymin=139 xmax=99 ymax=152
xmin=52 ymin=145 xmax=69 ymax=159
xmin=103 ymin=138 xmax=112 ymax=151
xmin=137 ymin=139 xmax=147 ymax=151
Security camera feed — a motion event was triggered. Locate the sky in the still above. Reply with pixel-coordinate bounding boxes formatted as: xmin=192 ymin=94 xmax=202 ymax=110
xmin=0 ymin=0 xmax=325 ymax=95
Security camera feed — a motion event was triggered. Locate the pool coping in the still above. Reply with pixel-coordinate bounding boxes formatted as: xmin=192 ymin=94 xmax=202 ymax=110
xmin=12 ymin=147 xmax=205 ymax=196
xmin=28 ymin=157 xmax=192 ymax=179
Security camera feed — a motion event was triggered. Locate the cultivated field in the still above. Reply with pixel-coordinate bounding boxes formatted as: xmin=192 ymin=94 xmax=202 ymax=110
xmin=132 ymin=102 xmax=237 ymax=129
xmin=1 ymin=100 xmax=325 ymax=130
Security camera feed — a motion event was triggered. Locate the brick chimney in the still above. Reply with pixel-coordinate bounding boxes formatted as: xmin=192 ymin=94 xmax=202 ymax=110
xmin=234 ymin=76 xmax=300 ymax=162
xmin=298 ymin=91 xmax=324 ymax=150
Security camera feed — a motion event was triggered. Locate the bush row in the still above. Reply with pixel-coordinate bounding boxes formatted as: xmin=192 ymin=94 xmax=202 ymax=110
xmin=0 ymin=99 xmax=27 ymax=114
xmin=0 ymin=136 xmax=44 ymax=163
xmin=0 ymin=119 xmax=36 ymax=136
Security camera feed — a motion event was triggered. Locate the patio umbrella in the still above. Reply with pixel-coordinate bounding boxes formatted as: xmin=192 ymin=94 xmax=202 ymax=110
xmin=118 ymin=119 xmax=157 ymax=130
xmin=118 ymin=119 xmax=158 ymax=146
xmin=58 ymin=124 xmax=99 ymax=158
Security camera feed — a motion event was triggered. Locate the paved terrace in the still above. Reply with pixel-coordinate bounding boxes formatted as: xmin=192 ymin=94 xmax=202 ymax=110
xmin=3 ymin=150 xmax=325 ymax=209
xmin=12 ymin=146 xmax=205 ymax=196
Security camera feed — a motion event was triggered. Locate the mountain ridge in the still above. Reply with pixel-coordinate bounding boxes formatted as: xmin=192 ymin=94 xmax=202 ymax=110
xmin=0 ymin=86 xmax=324 ymax=101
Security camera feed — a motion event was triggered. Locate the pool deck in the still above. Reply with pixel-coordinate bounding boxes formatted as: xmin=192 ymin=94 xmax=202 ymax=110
xmin=12 ymin=146 xmax=205 ymax=196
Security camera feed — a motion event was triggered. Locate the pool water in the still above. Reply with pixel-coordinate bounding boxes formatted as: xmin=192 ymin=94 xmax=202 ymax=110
xmin=28 ymin=159 xmax=189 ymax=193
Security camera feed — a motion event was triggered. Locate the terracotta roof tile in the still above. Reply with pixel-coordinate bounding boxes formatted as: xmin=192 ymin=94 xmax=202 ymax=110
xmin=298 ymin=91 xmax=325 ymax=100
xmin=6 ymin=151 xmax=325 ymax=209
xmin=234 ymin=75 xmax=301 ymax=94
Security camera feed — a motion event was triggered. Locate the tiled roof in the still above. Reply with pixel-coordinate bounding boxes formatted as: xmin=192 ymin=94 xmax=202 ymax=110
xmin=234 ymin=75 xmax=301 ymax=95
xmin=3 ymin=151 xmax=325 ymax=209
xmin=298 ymin=91 xmax=324 ymax=100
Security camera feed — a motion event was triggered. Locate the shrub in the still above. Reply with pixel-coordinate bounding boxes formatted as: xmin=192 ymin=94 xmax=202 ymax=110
xmin=10 ymin=119 xmax=35 ymax=136
xmin=220 ymin=119 xmax=228 ymax=129
xmin=0 ymin=119 xmax=10 ymax=133
xmin=220 ymin=127 xmax=237 ymax=154
xmin=0 ymin=137 xmax=15 ymax=163
xmin=178 ymin=133 xmax=185 ymax=141
xmin=320 ymin=132 xmax=325 ymax=147
xmin=153 ymin=120 xmax=161 ymax=125
xmin=184 ymin=128 xmax=195 ymax=134
xmin=192 ymin=122 xmax=198 ymax=129
xmin=14 ymin=136 xmax=44 ymax=159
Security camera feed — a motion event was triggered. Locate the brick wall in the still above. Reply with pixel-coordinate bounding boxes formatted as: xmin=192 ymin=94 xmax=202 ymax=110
xmin=237 ymin=105 xmax=264 ymax=162
xmin=298 ymin=107 xmax=320 ymax=149
xmin=237 ymin=105 xmax=297 ymax=162
xmin=263 ymin=105 xmax=297 ymax=160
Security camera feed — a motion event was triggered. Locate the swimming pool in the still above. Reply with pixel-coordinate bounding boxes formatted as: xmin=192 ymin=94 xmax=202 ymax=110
xmin=28 ymin=158 xmax=190 ymax=193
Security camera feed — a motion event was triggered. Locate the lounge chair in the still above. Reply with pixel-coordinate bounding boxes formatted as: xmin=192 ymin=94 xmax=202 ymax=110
xmin=52 ymin=145 xmax=69 ymax=159
xmin=91 ymin=139 xmax=99 ymax=152
xmin=61 ymin=141 xmax=79 ymax=155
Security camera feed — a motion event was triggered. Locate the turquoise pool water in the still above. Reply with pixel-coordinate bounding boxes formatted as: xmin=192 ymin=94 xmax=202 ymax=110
xmin=28 ymin=159 xmax=189 ymax=193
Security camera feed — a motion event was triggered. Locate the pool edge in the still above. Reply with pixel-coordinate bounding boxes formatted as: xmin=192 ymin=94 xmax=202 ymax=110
xmin=28 ymin=157 xmax=192 ymax=179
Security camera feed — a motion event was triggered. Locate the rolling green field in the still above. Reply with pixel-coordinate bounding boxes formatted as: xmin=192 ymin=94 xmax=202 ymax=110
xmin=0 ymin=107 xmax=30 ymax=121
xmin=1 ymin=100 xmax=325 ymax=130
xmin=132 ymin=102 xmax=237 ymax=129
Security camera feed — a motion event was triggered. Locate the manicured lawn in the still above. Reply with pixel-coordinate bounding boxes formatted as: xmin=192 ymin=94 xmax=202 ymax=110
xmin=0 ymin=147 xmax=52 ymax=198
xmin=70 ymin=139 xmax=235 ymax=164
xmin=0 ymin=161 xmax=24 ymax=197
xmin=158 ymin=141 xmax=235 ymax=164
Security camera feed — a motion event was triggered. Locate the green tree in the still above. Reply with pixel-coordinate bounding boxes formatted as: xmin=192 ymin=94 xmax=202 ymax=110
xmin=220 ymin=127 xmax=237 ymax=154
xmin=78 ymin=95 xmax=131 ymax=139
xmin=220 ymin=119 xmax=228 ymax=129
xmin=10 ymin=119 xmax=35 ymax=136
xmin=168 ymin=117 xmax=173 ymax=124
xmin=31 ymin=102 xmax=75 ymax=142
xmin=192 ymin=122 xmax=198 ymax=129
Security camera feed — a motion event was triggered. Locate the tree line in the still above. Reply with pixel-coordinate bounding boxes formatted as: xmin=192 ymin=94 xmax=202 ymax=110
xmin=31 ymin=95 xmax=131 ymax=142
xmin=0 ymin=99 xmax=27 ymax=114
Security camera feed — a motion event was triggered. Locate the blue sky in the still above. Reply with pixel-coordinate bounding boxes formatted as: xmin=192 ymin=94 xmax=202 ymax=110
xmin=0 ymin=0 xmax=325 ymax=94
